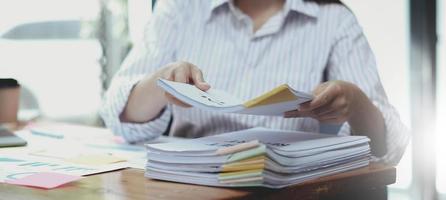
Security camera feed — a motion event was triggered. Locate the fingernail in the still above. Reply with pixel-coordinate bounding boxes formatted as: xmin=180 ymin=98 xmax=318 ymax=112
xmin=201 ymin=83 xmax=210 ymax=90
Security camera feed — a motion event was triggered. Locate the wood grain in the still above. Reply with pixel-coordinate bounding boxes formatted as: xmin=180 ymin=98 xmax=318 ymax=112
xmin=0 ymin=164 xmax=395 ymax=200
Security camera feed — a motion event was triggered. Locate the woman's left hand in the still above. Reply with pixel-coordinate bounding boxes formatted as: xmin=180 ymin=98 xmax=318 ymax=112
xmin=284 ymin=80 xmax=362 ymax=124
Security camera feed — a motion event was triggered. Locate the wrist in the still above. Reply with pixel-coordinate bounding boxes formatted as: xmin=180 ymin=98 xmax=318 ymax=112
xmin=347 ymin=85 xmax=368 ymax=123
xmin=142 ymin=73 xmax=167 ymax=100
xmin=121 ymin=73 xmax=168 ymax=123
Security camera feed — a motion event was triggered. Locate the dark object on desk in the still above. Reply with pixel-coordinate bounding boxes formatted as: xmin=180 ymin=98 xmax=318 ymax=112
xmin=0 ymin=78 xmax=20 ymax=122
xmin=0 ymin=126 xmax=27 ymax=147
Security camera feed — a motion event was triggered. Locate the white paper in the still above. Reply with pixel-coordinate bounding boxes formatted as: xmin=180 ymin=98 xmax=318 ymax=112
xmin=158 ymin=79 xmax=243 ymax=108
xmin=157 ymin=79 xmax=313 ymax=115
xmin=0 ymin=155 xmax=129 ymax=182
xmin=147 ymin=128 xmax=368 ymax=156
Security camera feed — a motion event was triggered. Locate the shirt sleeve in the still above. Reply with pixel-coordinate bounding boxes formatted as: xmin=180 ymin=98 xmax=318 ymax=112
xmin=326 ymin=7 xmax=410 ymax=166
xmin=99 ymin=0 xmax=184 ymax=143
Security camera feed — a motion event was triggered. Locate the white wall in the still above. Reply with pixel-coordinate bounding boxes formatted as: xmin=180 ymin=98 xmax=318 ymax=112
xmin=342 ymin=0 xmax=412 ymax=189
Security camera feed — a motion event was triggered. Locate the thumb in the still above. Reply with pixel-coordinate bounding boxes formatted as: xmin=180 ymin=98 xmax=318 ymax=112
xmin=191 ymin=68 xmax=210 ymax=91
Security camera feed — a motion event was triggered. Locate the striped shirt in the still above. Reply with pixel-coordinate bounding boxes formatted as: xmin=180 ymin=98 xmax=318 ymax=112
xmin=100 ymin=0 xmax=409 ymax=165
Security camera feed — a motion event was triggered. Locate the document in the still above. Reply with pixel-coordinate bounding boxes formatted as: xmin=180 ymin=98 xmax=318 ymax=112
xmin=66 ymin=154 xmax=126 ymax=166
xmin=145 ymin=128 xmax=371 ymax=188
xmin=0 ymin=155 xmax=128 ymax=182
xmin=157 ymin=79 xmax=313 ymax=115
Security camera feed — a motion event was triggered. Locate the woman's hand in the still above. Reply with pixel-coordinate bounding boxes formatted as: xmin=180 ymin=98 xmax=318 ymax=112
xmin=154 ymin=61 xmax=210 ymax=107
xmin=284 ymin=80 xmax=360 ymax=124
xmin=120 ymin=61 xmax=209 ymax=123
xmin=284 ymin=80 xmax=387 ymax=156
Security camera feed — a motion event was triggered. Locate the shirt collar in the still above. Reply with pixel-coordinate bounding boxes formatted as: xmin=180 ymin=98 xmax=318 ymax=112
xmin=206 ymin=0 xmax=319 ymax=22
xmin=205 ymin=0 xmax=230 ymax=22
xmin=286 ymin=0 xmax=320 ymax=18
xmin=210 ymin=0 xmax=228 ymax=10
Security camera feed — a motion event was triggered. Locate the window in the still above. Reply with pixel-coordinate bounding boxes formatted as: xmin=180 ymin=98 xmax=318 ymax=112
xmin=0 ymin=0 xmax=102 ymax=123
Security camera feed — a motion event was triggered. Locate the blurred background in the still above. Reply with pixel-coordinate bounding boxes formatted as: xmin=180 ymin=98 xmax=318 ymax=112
xmin=0 ymin=0 xmax=443 ymax=199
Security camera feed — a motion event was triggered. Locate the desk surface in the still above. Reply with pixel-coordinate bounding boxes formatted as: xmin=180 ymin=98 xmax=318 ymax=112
xmin=0 ymin=164 xmax=395 ymax=200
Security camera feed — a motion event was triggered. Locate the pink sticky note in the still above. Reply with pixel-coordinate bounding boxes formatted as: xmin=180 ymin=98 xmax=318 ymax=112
xmin=6 ymin=172 xmax=82 ymax=189
xmin=111 ymin=136 xmax=126 ymax=144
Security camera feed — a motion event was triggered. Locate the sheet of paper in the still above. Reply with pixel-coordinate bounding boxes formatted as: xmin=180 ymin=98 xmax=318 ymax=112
xmin=158 ymin=79 xmax=243 ymax=108
xmin=30 ymin=149 xmax=83 ymax=159
xmin=66 ymin=154 xmax=126 ymax=166
xmin=29 ymin=147 xmax=143 ymax=169
xmin=5 ymin=172 xmax=81 ymax=189
xmin=0 ymin=155 xmax=128 ymax=181
xmin=12 ymin=127 xmax=150 ymax=169
xmin=28 ymin=123 xmax=115 ymax=142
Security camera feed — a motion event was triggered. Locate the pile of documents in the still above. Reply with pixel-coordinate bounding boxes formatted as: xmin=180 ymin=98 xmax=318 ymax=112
xmin=145 ymin=128 xmax=371 ymax=188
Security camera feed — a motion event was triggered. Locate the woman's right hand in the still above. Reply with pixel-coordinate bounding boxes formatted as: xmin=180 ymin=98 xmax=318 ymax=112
xmin=154 ymin=61 xmax=210 ymax=107
xmin=121 ymin=61 xmax=210 ymax=123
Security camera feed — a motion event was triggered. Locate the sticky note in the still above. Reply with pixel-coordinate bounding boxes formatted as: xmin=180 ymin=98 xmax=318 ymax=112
xmin=66 ymin=154 xmax=126 ymax=165
xmin=111 ymin=136 xmax=126 ymax=144
xmin=6 ymin=172 xmax=81 ymax=189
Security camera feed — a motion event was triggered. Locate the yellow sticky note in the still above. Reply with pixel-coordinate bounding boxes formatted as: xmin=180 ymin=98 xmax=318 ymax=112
xmin=66 ymin=154 xmax=126 ymax=165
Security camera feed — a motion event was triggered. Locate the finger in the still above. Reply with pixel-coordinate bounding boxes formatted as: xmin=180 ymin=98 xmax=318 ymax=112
xmin=161 ymin=68 xmax=175 ymax=81
xmin=313 ymin=82 xmax=329 ymax=95
xmin=311 ymin=98 xmax=337 ymax=116
xmin=190 ymin=67 xmax=210 ymax=91
xmin=190 ymin=66 xmax=205 ymax=83
xmin=173 ymin=68 xmax=189 ymax=84
xmin=284 ymin=109 xmax=313 ymax=118
xmin=300 ymin=84 xmax=328 ymax=110
xmin=314 ymin=96 xmax=349 ymax=117
xmin=304 ymin=84 xmax=340 ymax=111
xmin=299 ymin=101 xmax=311 ymax=110
xmin=165 ymin=93 xmax=191 ymax=107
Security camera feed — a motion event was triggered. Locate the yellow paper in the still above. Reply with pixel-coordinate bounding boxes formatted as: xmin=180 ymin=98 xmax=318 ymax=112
xmin=66 ymin=154 xmax=126 ymax=166
xmin=222 ymin=163 xmax=265 ymax=172
xmin=222 ymin=155 xmax=265 ymax=172
xmin=219 ymin=169 xmax=263 ymax=178
xmin=243 ymin=84 xmax=297 ymax=108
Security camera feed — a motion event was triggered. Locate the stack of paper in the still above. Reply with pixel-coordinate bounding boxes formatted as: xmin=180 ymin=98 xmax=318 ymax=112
xmin=145 ymin=128 xmax=371 ymax=188
xmin=157 ymin=79 xmax=313 ymax=115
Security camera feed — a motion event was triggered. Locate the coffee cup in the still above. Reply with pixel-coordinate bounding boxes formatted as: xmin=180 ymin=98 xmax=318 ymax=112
xmin=0 ymin=78 xmax=20 ymax=123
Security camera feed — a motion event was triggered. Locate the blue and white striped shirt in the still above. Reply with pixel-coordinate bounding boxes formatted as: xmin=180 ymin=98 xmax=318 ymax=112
xmin=100 ymin=0 xmax=409 ymax=165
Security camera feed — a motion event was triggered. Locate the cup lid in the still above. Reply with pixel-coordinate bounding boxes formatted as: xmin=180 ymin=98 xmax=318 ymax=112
xmin=0 ymin=78 xmax=20 ymax=88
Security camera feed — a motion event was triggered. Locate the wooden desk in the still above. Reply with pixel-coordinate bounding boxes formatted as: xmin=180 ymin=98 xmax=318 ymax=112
xmin=0 ymin=164 xmax=395 ymax=200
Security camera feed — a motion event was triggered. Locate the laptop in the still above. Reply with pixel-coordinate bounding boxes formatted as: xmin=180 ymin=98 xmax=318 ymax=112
xmin=0 ymin=126 xmax=27 ymax=147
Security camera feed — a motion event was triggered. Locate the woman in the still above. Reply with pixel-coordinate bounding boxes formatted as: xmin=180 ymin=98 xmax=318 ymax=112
xmin=100 ymin=0 xmax=409 ymax=165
